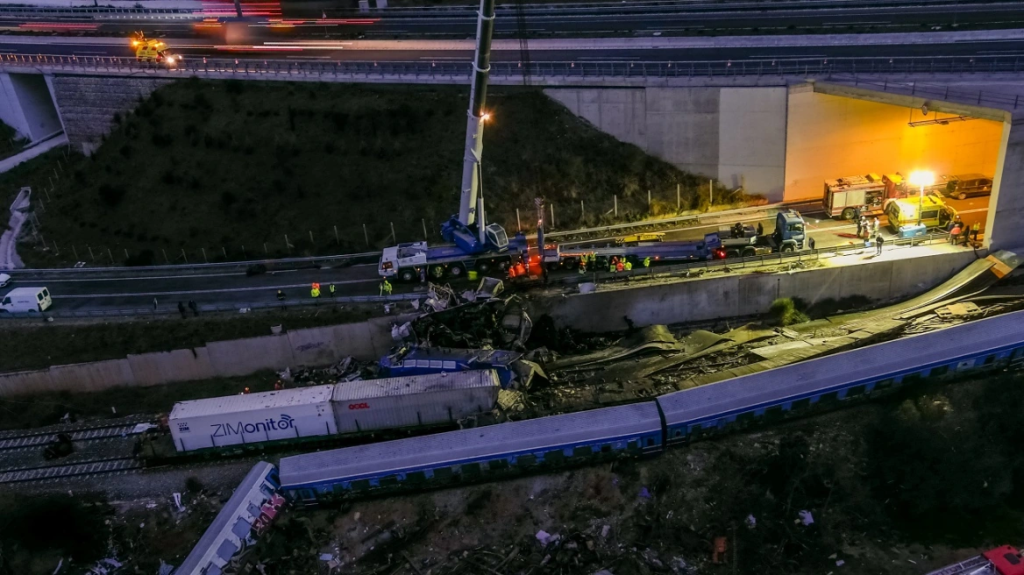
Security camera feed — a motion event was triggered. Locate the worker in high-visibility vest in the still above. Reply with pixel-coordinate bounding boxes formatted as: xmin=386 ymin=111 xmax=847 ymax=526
xmin=578 ymin=259 xmax=586 ymax=274
xmin=624 ymin=260 xmax=633 ymax=271
xmin=643 ymin=257 xmax=651 ymax=268
xmin=311 ymin=286 xmax=321 ymax=298
xmin=380 ymin=279 xmax=393 ymax=296
xmin=329 ymin=283 xmax=336 ymax=297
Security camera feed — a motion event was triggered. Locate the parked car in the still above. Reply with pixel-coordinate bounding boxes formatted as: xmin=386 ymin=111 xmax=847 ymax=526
xmin=0 ymin=286 xmax=51 ymax=313
xmin=0 ymin=273 xmax=9 ymax=288
xmin=944 ymin=174 xmax=993 ymax=200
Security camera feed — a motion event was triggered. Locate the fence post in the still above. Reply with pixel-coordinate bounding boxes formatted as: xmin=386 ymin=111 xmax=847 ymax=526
xmin=264 ymin=243 xmax=268 ymax=254
xmin=201 ymin=248 xmax=208 ymax=263
xmin=334 ymin=225 xmax=339 ymax=244
xmin=648 ymin=189 xmax=651 ymax=212
xmin=162 ymin=249 xmax=168 ymax=264
xmin=390 ymin=222 xmax=396 ymax=243
xmin=516 ymin=208 xmax=522 ymax=231
xmin=677 ymin=183 xmax=681 ymax=211
xmin=107 ymin=248 xmax=113 ymax=263
xmin=123 ymin=248 xmax=129 ymax=261
xmin=309 ymin=230 xmax=314 ymax=244
xmin=422 ymin=218 xmax=428 ymax=239
xmin=363 ymin=224 xmax=369 ymax=247
xmin=709 ymin=180 xmax=714 ymax=206
xmin=222 ymin=246 xmax=227 ymax=259
xmin=284 ymin=235 xmax=291 ymax=253
xmin=550 ymin=204 xmax=555 ymax=229
xmin=580 ymin=200 xmax=584 ymax=222
xmin=614 ymin=195 xmax=618 ymax=217
xmin=181 ymin=249 xmax=188 ymax=263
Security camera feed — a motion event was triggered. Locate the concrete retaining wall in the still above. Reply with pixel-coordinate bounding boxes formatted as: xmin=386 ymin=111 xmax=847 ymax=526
xmin=529 ymin=249 xmax=978 ymax=332
xmin=48 ymin=75 xmax=171 ymax=153
xmin=0 ymin=315 xmax=402 ymax=397
xmin=545 ymin=86 xmax=788 ymax=201
xmin=0 ymin=72 xmax=62 ymax=142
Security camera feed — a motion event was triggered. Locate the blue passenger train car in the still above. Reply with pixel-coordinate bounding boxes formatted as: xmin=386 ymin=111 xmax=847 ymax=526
xmin=279 ymin=402 xmax=663 ymax=505
xmin=657 ymin=309 xmax=1024 ymax=444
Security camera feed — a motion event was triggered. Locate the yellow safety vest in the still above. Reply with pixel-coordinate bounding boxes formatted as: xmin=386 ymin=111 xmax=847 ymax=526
xmin=311 ymin=288 xmax=320 ymax=298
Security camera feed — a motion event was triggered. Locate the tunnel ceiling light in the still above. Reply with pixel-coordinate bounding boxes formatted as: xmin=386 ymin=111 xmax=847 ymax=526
xmin=908 ymin=115 xmax=975 ymax=128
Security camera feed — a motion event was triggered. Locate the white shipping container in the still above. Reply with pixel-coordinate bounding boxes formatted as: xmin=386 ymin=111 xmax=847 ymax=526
xmin=331 ymin=370 xmax=500 ymax=433
xmin=170 ymin=385 xmax=337 ymax=452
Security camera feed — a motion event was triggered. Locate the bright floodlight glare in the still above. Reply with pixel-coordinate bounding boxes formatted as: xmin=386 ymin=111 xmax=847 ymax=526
xmin=481 ymin=112 xmax=491 ymax=121
xmin=908 ymin=170 xmax=935 ymax=187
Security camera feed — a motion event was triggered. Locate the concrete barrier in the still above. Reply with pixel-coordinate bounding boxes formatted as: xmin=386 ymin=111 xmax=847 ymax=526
xmin=0 ymin=251 xmax=980 ymax=397
xmin=0 ymin=316 xmax=404 ymax=397
xmin=532 ymin=249 xmax=979 ymax=332
xmin=126 ymin=348 xmax=216 ymax=387
xmin=207 ymin=334 xmax=295 ymax=377
xmin=49 ymin=359 xmax=134 ymax=393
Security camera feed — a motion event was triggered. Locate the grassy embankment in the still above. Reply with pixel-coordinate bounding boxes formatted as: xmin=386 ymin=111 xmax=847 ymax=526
xmin=0 ymin=305 xmax=372 ymax=374
xmin=0 ymin=80 xmax=756 ymax=268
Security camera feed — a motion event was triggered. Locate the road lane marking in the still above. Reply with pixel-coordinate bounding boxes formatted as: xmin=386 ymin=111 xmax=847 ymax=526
xmin=51 ymin=278 xmax=380 ymax=299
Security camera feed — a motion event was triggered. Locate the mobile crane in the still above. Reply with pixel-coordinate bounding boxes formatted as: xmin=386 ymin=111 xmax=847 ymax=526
xmin=378 ymin=0 xmax=528 ymax=283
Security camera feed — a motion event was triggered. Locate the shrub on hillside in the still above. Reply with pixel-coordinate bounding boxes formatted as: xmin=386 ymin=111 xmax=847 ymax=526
xmin=767 ymin=298 xmax=808 ymax=326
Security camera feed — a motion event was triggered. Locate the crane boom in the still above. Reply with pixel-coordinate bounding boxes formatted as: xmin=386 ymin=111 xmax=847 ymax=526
xmin=458 ymin=0 xmax=496 ymax=229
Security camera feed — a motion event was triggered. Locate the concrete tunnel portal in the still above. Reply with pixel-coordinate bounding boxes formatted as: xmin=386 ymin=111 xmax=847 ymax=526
xmin=547 ymin=80 xmax=1019 ymax=251
xmin=785 ymin=82 xmax=1006 ymax=247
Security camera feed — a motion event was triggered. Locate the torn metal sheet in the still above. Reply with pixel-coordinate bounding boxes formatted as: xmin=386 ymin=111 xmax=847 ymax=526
xmin=546 ymin=325 xmax=686 ymax=371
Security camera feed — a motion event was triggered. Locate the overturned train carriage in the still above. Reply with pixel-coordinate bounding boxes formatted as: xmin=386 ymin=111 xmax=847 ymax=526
xmin=278 ymin=310 xmax=1024 ymax=504
xmin=280 ymin=402 xmax=664 ymax=505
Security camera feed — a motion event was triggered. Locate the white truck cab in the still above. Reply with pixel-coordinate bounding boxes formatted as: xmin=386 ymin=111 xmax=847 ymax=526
xmin=1 ymin=287 xmax=52 ymax=313
xmin=379 ymin=242 xmax=429 ymax=280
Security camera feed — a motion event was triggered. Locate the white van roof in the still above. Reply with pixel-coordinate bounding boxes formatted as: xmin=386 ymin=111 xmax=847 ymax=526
xmin=5 ymin=287 xmax=47 ymax=297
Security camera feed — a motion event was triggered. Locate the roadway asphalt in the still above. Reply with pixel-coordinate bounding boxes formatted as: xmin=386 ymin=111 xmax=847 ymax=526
xmin=1 ymin=196 xmax=989 ymax=313
xmin=2 ymin=0 xmax=1021 ymax=40
xmin=7 ymin=34 xmax=1024 ymax=62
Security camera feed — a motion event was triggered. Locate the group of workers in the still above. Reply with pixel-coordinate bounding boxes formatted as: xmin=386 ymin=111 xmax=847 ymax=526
xmin=856 ymin=216 xmax=881 ymax=239
xmin=947 ymin=217 xmax=981 ymax=246
xmin=576 ymin=253 xmax=651 ymax=274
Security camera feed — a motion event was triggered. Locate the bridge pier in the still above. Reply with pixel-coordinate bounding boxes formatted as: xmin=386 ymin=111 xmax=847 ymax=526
xmin=0 ymin=72 xmax=63 ymax=144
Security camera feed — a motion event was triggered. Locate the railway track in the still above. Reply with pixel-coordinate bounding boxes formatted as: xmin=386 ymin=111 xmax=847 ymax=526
xmin=0 ymin=414 xmax=152 ymax=451
xmin=0 ymin=457 xmax=143 ymax=484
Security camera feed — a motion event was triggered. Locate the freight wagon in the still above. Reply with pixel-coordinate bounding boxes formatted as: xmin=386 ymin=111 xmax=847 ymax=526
xmin=277 ymin=310 xmax=1024 ymax=505
xmin=331 ymin=371 xmax=499 ymax=433
xmin=170 ymin=386 xmax=337 ymax=452
xmin=147 ymin=370 xmax=502 ymax=459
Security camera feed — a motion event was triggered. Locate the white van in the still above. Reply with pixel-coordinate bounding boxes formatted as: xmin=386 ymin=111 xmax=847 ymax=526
xmin=0 ymin=287 xmax=52 ymax=313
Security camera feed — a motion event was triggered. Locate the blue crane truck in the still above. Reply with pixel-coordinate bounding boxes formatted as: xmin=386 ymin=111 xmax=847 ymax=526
xmin=556 ymin=210 xmax=808 ymax=270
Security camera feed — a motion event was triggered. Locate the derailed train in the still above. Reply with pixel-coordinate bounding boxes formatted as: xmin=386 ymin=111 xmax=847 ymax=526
xmin=141 ymin=370 xmax=501 ymax=459
xmin=275 ymin=310 xmax=1024 ymax=505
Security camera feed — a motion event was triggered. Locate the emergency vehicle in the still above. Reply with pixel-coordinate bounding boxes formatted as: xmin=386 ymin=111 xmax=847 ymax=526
xmin=131 ymin=33 xmax=180 ymax=66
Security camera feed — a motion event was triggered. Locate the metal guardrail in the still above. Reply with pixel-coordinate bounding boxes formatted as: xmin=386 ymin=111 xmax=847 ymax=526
xmin=348 ymin=0 xmax=1010 ymax=14
xmin=12 ymin=251 xmax=380 ymax=278
xmin=4 ymin=54 xmax=1024 ymax=95
xmin=0 ymin=291 xmax=419 ymax=320
xmin=9 ymin=202 xmax=792 ymax=278
xmin=568 ymin=231 xmax=960 ymax=285
xmin=0 ymin=233 xmax=967 ymax=320
xmin=0 ymin=5 xmax=197 ymax=16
